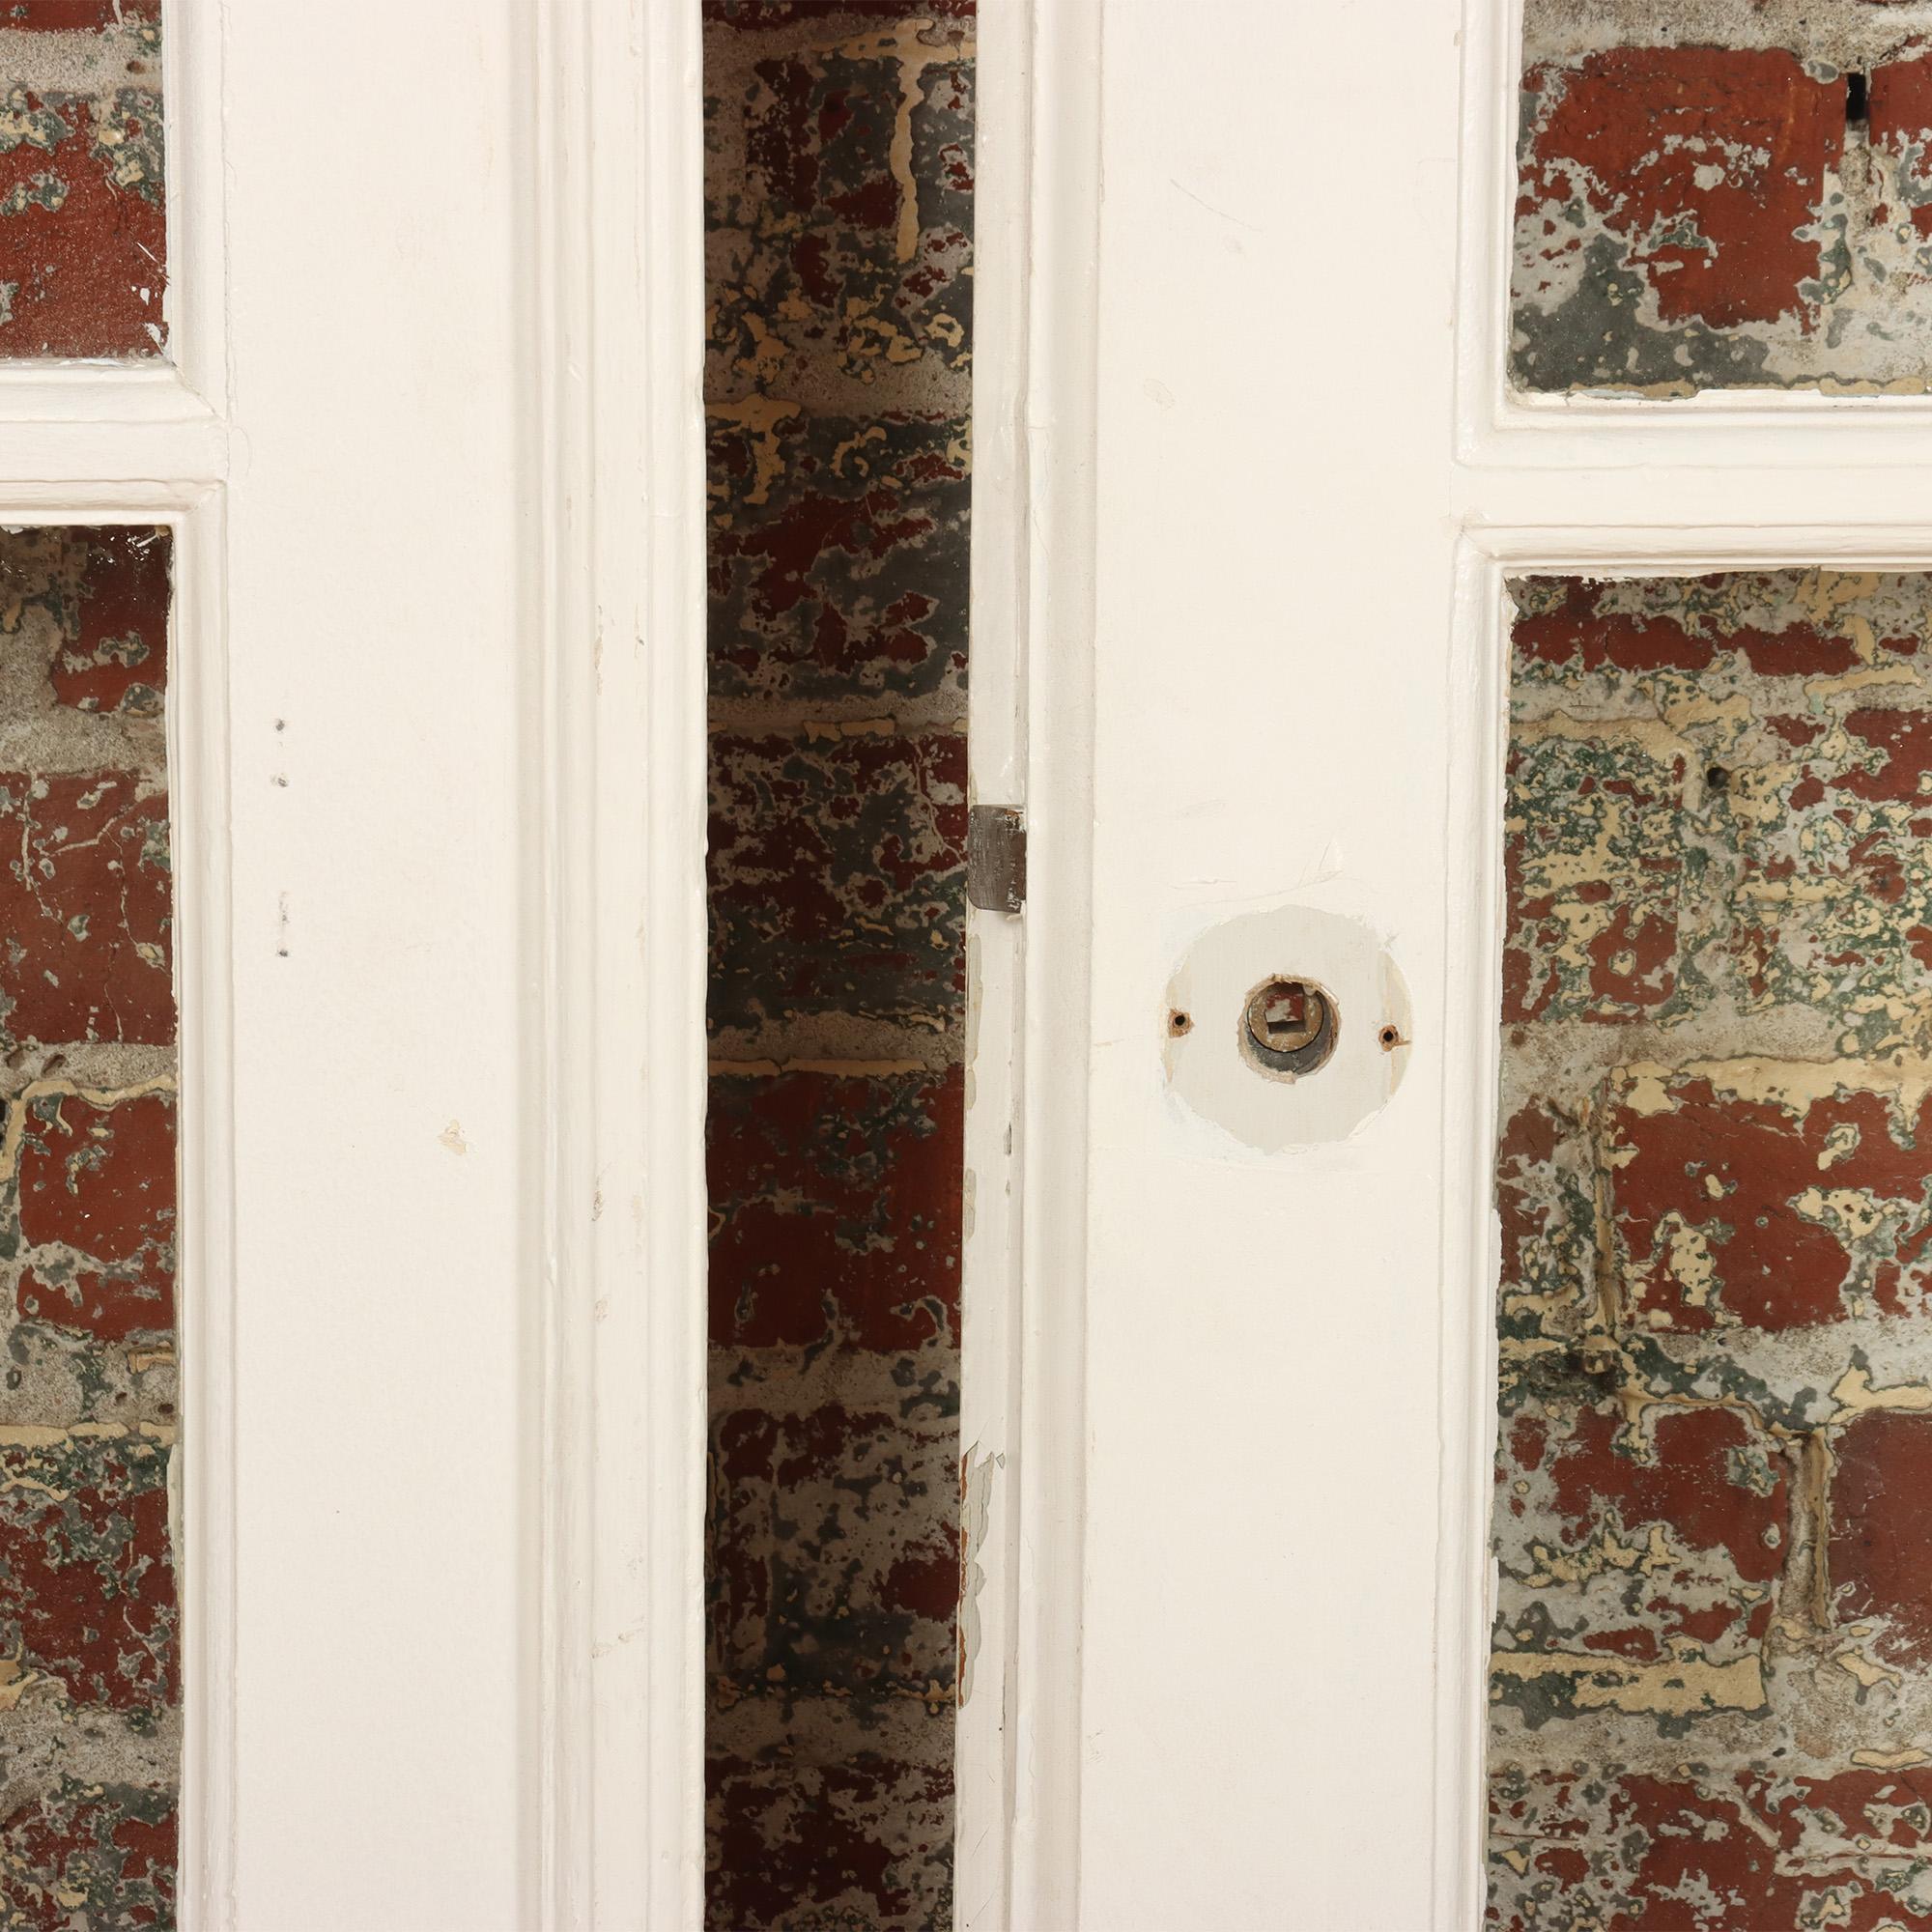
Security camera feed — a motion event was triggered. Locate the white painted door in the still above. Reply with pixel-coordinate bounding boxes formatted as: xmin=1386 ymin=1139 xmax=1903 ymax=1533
xmin=960 ymin=2 xmax=1481 ymax=1916
xmin=959 ymin=2 xmax=1932 ymax=1928
xmin=0 ymin=6 xmax=703 ymax=1929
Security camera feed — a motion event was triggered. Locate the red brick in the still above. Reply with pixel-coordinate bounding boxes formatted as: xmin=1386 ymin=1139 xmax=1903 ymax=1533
xmin=14 ymin=1085 xmax=174 ymax=1342
xmin=0 ymin=1430 xmax=174 ymax=1712
xmin=709 ymin=1405 xmax=956 ymax=1698
xmin=43 ymin=525 xmax=170 ymax=716
xmin=708 ymin=1067 xmax=960 ymax=1354
xmin=1491 ymin=1765 xmax=1932 ymax=1930
xmin=706 ymin=1747 xmax=951 ymax=1932
xmin=4 ymin=3 xmax=159 ymax=24
xmin=708 ymin=411 xmax=969 ymax=709
xmin=0 ymin=1779 xmax=174 ymax=1932
xmin=1606 ymin=1069 xmax=1932 ymax=1332
xmin=0 ymin=67 xmax=166 ymax=359
xmin=1515 ymin=574 xmax=1862 ymax=680
xmin=707 ymin=731 xmax=965 ymax=1037
xmin=704 ymin=1 xmax=973 ymax=22
xmin=0 ymin=772 xmax=172 ymax=1048
xmin=1494 ymin=1403 xmax=1785 ymax=1667
xmin=1831 ymin=1410 xmax=1932 ymax=1666
xmin=1520 ymin=48 xmax=1840 ymax=332
xmin=1873 ymin=53 xmax=1932 ymax=240
xmin=1503 ymin=733 xmax=1686 ymax=1026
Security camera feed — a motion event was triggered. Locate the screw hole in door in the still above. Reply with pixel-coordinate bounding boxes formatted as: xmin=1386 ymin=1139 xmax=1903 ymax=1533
xmin=1239 ymin=976 xmax=1338 ymax=1079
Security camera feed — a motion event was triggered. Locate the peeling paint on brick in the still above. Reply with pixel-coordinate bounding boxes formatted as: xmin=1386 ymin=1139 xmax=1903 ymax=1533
xmin=709 ymin=410 xmax=969 ymax=712
xmin=1492 ymin=571 xmax=1932 ymax=1926
xmin=0 ymin=526 xmax=175 ymax=1922
xmin=705 ymin=7 xmax=969 ymax=1925
xmin=0 ymin=5 xmax=164 ymax=359
xmin=708 ymin=729 xmax=967 ymax=1039
xmin=1514 ymin=0 xmax=1932 ymax=392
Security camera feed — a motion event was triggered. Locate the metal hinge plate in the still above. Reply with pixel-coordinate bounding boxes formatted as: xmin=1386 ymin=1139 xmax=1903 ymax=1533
xmin=966 ymin=805 xmax=1027 ymax=914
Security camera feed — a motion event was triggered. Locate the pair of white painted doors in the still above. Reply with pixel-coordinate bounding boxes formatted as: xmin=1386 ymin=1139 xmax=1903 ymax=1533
xmin=43 ymin=0 xmax=1914 ymax=1926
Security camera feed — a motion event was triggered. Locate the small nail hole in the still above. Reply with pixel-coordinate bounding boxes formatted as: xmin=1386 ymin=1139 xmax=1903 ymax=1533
xmin=1706 ymin=764 xmax=1730 ymax=793
xmin=1169 ymin=1010 xmax=1192 ymax=1036
xmin=1379 ymin=1024 xmax=1402 ymax=1050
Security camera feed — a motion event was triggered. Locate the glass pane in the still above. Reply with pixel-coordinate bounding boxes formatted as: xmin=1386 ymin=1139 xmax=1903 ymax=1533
xmin=1491 ymin=569 xmax=1932 ymax=1926
xmin=0 ymin=525 xmax=177 ymax=1921
xmin=701 ymin=1 xmax=974 ymax=1924
xmin=0 ymin=3 xmax=165 ymax=358
xmin=1513 ymin=8 xmax=1932 ymax=394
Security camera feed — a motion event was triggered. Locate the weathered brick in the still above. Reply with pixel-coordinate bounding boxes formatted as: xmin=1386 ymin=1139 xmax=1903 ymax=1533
xmin=38 ymin=526 xmax=169 ymax=717
xmin=705 ymin=6 xmax=968 ymax=1917
xmin=13 ymin=1083 xmax=174 ymax=1343
xmin=1520 ymin=48 xmax=1840 ymax=333
xmin=708 ymin=1067 xmax=960 ymax=1354
xmin=1511 ymin=12 xmax=1932 ymax=393
xmin=0 ymin=1776 xmax=174 ymax=1932
xmin=1831 ymin=1410 xmax=1932 ymax=1668
xmin=708 ymin=409 xmax=968 ymax=708
xmin=1492 ymin=1402 xmax=1786 ymax=1729
xmin=709 ymin=1404 xmax=956 ymax=1700
xmin=1606 ymin=1065 xmax=1932 ymax=1333
xmin=1503 ymin=731 xmax=1687 ymax=1027
xmin=704 ymin=1 xmax=975 ymax=25
xmin=1507 ymin=574 xmax=1932 ymax=1056
xmin=1490 ymin=1764 xmax=1932 ymax=1930
xmin=1492 ymin=567 xmax=1932 ymax=1916
xmin=1871 ymin=52 xmax=1932 ymax=242
xmin=0 ymin=525 xmax=170 ymax=715
xmin=707 ymin=30 xmax=971 ymax=398
xmin=0 ymin=8 xmax=165 ymax=359
xmin=0 ymin=771 xmax=171 ymax=1048
xmin=5 ymin=5 xmax=161 ymax=25
xmin=707 ymin=729 xmax=965 ymax=1037
xmin=0 ymin=1429 xmax=173 ymax=1714
xmin=707 ymin=1743 xmax=952 ymax=1932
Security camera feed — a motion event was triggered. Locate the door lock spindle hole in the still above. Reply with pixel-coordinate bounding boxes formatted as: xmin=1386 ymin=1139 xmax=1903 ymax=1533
xmin=1240 ymin=976 xmax=1338 ymax=1078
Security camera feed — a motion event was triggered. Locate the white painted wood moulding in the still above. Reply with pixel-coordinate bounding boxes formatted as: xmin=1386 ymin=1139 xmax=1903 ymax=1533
xmin=530 ymin=0 xmax=707 ymax=1927
xmin=957 ymin=0 xmax=1103 ymax=1927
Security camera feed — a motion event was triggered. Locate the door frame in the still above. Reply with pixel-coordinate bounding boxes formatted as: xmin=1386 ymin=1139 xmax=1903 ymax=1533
xmin=955 ymin=2 xmax=1103 ymax=1925
xmin=531 ymin=1 xmax=707 ymax=1927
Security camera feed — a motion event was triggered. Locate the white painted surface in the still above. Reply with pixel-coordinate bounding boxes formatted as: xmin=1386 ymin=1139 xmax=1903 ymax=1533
xmin=1080 ymin=5 xmax=1458 ymax=1915
xmin=0 ymin=5 xmax=706 ymax=1927
xmin=957 ymin=0 xmax=1932 ymax=1926
xmin=221 ymin=11 xmax=531 ymax=1922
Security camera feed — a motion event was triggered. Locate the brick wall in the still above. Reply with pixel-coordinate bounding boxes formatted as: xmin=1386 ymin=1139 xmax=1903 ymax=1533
xmin=1491 ymin=572 xmax=1932 ymax=1929
xmin=703 ymin=6 xmax=972 ymax=1926
xmin=0 ymin=526 xmax=178 ymax=1924
xmin=1514 ymin=0 xmax=1932 ymax=392
xmin=0 ymin=2 xmax=165 ymax=358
